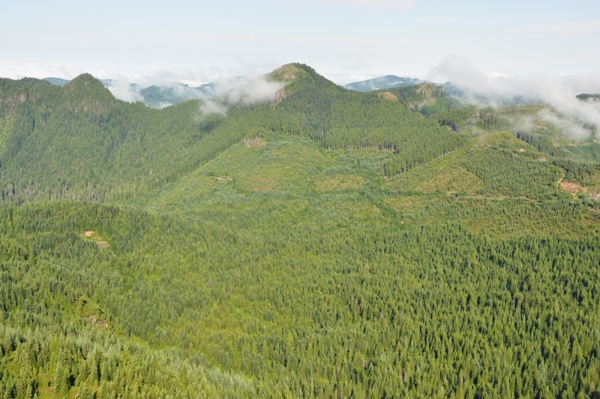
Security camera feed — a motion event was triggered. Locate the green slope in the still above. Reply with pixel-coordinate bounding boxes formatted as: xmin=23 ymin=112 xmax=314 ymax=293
xmin=0 ymin=64 xmax=466 ymax=203
xmin=0 ymin=75 xmax=253 ymax=202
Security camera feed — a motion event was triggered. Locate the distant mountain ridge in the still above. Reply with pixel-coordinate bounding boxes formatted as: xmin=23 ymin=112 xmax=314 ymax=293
xmin=344 ymin=75 xmax=422 ymax=91
xmin=577 ymin=93 xmax=600 ymax=101
xmin=442 ymin=81 xmax=542 ymax=105
xmin=43 ymin=76 xmax=247 ymax=108
xmin=343 ymin=75 xmax=548 ymax=106
xmin=43 ymin=77 xmax=70 ymax=87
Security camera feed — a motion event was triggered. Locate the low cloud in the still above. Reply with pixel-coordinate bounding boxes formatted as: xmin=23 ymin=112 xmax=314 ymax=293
xmin=223 ymin=78 xmax=285 ymax=105
xmin=198 ymin=76 xmax=285 ymax=118
xmin=538 ymin=108 xmax=592 ymax=139
xmin=429 ymin=55 xmax=600 ymax=140
xmin=198 ymin=99 xmax=228 ymax=118
xmin=105 ymin=78 xmax=143 ymax=103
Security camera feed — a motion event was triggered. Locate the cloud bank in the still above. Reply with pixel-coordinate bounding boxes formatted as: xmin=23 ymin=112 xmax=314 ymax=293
xmin=105 ymin=78 xmax=143 ymax=103
xmin=429 ymin=55 xmax=600 ymax=140
xmin=198 ymin=76 xmax=285 ymax=118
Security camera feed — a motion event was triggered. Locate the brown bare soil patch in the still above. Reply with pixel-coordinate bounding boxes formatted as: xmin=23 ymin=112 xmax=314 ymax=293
xmin=81 ymin=231 xmax=110 ymax=249
xmin=215 ymin=176 xmax=233 ymax=183
xmin=560 ymin=181 xmax=584 ymax=197
xmin=558 ymin=180 xmax=600 ymax=200
xmin=378 ymin=92 xmax=398 ymax=102
xmin=87 ymin=315 xmax=109 ymax=328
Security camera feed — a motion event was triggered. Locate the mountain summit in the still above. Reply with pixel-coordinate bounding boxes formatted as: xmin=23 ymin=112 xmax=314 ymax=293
xmin=62 ymin=73 xmax=115 ymax=113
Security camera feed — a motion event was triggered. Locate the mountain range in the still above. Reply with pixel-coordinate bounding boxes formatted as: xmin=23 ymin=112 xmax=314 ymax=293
xmin=43 ymin=73 xmax=429 ymax=108
xmin=343 ymin=75 xmax=423 ymax=91
xmin=43 ymin=72 xmax=564 ymax=109
xmin=43 ymin=76 xmax=248 ymax=108
xmin=2 ymin=63 xmax=600 ymax=398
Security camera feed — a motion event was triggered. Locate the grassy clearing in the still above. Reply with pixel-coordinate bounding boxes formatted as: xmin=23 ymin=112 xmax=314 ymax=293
xmin=386 ymin=140 xmax=480 ymax=195
xmin=141 ymin=132 xmax=393 ymax=213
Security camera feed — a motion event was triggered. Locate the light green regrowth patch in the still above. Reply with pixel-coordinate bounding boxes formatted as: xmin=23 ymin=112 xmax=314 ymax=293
xmin=387 ymin=131 xmax=563 ymax=199
xmin=472 ymin=130 xmax=524 ymax=148
xmin=315 ymin=174 xmax=365 ymax=192
xmin=387 ymin=144 xmax=482 ymax=195
xmin=222 ymin=134 xmax=329 ymax=194
xmin=141 ymin=132 xmax=391 ymax=212
xmin=419 ymin=166 xmax=482 ymax=195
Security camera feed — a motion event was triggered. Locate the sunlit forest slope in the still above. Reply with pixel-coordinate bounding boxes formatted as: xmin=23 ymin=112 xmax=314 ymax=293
xmin=1 ymin=63 xmax=600 ymax=398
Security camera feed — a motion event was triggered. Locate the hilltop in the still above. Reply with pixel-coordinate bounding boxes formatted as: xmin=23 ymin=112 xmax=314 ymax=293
xmin=1 ymin=63 xmax=600 ymax=398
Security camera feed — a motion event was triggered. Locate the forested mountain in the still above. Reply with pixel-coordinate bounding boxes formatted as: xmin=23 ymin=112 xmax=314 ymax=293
xmin=577 ymin=93 xmax=600 ymax=101
xmin=2 ymin=63 xmax=600 ymax=398
xmin=44 ymin=76 xmax=248 ymax=108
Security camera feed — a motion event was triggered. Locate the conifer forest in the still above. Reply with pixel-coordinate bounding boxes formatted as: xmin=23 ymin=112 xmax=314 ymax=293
xmin=1 ymin=64 xmax=600 ymax=398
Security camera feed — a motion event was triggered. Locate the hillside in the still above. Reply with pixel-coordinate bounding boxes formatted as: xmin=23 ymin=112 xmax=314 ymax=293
xmin=2 ymin=63 xmax=600 ymax=398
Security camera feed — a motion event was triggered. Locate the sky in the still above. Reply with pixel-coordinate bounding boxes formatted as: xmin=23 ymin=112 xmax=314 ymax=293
xmin=1 ymin=0 xmax=599 ymax=85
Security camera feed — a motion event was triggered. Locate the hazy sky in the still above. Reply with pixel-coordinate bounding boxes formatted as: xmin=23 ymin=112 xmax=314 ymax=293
xmin=1 ymin=0 xmax=599 ymax=84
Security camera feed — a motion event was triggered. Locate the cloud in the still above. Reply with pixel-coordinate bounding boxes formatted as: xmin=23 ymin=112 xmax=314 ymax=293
xmin=291 ymin=0 xmax=416 ymax=8
xmin=518 ymin=20 xmax=600 ymax=36
xmin=429 ymin=55 xmax=600 ymax=140
xmin=223 ymin=78 xmax=285 ymax=105
xmin=105 ymin=78 xmax=144 ymax=103
xmin=538 ymin=108 xmax=592 ymax=140
xmin=198 ymin=76 xmax=285 ymax=118
xmin=198 ymin=99 xmax=228 ymax=119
